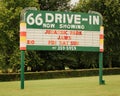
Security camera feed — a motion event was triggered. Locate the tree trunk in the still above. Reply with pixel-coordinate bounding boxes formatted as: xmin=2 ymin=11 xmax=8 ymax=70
xmin=108 ymin=55 xmax=112 ymax=68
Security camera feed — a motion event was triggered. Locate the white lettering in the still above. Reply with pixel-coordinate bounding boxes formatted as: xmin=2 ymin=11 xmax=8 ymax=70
xmin=55 ymin=13 xmax=62 ymax=23
xmin=89 ymin=15 xmax=92 ymax=25
xmin=43 ymin=23 xmax=55 ymax=28
xmin=35 ymin=14 xmax=43 ymax=25
xmin=59 ymin=24 xmax=85 ymax=30
xmin=74 ymin=15 xmax=81 ymax=24
xmin=93 ymin=16 xmax=99 ymax=25
xmin=27 ymin=13 xmax=35 ymax=25
xmin=67 ymin=14 xmax=73 ymax=23
xmin=63 ymin=14 xmax=66 ymax=23
xmin=46 ymin=13 xmax=54 ymax=23
xmin=45 ymin=13 xmax=83 ymax=25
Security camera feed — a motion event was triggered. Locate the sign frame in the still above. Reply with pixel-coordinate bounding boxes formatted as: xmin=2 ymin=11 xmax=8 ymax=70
xmin=20 ymin=7 xmax=105 ymax=89
xmin=24 ymin=10 xmax=102 ymax=52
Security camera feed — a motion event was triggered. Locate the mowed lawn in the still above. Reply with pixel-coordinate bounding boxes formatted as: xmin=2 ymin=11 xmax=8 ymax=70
xmin=0 ymin=75 xmax=120 ymax=96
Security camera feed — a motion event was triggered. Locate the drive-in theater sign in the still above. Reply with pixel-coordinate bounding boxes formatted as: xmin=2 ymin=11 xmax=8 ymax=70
xmin=20 ymin=8 xmax=105 ymax=89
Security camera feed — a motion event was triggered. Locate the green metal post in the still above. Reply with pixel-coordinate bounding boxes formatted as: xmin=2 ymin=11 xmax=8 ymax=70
xmin=20 ymin=50 xmax=25 ymax=89
xmin=99 ymin=52 xmax=105 ymax=85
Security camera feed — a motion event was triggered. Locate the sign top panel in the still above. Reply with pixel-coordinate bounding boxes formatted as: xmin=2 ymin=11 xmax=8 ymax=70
xmin=25 ymin=10 xmax=102 ymax=31
xmin=20 ymin=10 xmax=103 ymax=51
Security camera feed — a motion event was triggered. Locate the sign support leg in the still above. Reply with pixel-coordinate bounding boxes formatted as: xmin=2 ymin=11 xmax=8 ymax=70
xmin=99 ymin=52 xmax=105 ymax=85
xmin=20 ymin=50 xmax=25 ymax=89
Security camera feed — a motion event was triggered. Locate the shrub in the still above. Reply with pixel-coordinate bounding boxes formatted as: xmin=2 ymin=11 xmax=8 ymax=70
xmin=0 ymin=68 xmax=120 ymax=81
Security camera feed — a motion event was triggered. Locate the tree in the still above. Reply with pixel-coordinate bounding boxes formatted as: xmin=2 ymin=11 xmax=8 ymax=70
xmin=72 ymin=0 xmax=120 ymax=68
xmin=0 ymin=0 xmax=72 ymax=72
xmin=28 ymin=0 xmax=72 ymax=71
xmin=0 ymin=0 xmax=39 ymax=72
xmin=38 ymin=0 xmax=70 ymax=11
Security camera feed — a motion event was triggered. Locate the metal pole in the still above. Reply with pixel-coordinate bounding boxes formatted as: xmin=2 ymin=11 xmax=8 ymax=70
xmin=99 ymin=52 xmax=105 ymax=85
xmin=20 ymin=50 xmax=25 ymax=89
xmin=89 ymin=10 xmax=105 ymax=85
xmin=20 ymin=7 xmax=37 ymax=89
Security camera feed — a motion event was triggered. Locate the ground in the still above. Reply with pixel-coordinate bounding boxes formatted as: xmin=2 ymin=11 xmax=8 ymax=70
xmin=0 ymin=75 xmax=120 ymax=96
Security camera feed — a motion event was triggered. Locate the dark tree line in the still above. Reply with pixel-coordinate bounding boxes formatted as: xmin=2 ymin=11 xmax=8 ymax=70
xmin=0 ymin=0 xmax=120 ymax=73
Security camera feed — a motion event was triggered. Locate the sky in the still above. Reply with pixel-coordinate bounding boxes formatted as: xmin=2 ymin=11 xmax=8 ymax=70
xmin=71 ymin=0 xmax=79 ymax=5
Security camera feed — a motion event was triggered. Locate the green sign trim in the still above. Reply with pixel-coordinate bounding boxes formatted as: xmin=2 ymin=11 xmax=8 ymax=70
xmin=27 ymin=45 xmax=99 ymax=52
xmin=25 ymin=10 xmax=102 ymax=31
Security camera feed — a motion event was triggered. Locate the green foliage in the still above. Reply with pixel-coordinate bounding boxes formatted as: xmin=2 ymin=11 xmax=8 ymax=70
xmin=0 ymin=0 xmax=72 ymax=72
xmin=0 ymin=0 xmax=39 ymax=72
xmin=38 ymin=0 xmax=70 ymax=11
xmin=72 ymin=0 xmax=120 ymax=68
xmin=25 ymin=51 xmax=45 ymax=72
xmin=0 ymin=0 xmax=120 ymax=73
xmin=0 ymin=68 xmax=120 ymax=81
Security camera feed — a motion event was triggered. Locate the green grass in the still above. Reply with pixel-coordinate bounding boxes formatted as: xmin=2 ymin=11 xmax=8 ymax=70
xmin=0 ymin=75 xmax=120 ymax=96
